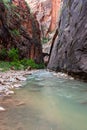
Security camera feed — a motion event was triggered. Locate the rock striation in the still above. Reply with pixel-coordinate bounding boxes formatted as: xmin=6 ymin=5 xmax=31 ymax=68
xmin=48 ymin=0 xmax=87 ymax=80
xmin=26 ymin=0 xmax=52 ymax=38
xmin=0 ymin=0 xmax=43 ymax=63
xmin=26 ymin=0 xmax=61 ymax=38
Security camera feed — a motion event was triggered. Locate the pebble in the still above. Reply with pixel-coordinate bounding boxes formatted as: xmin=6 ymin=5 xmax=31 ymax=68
xmin=13 ymin=84 xmax=22 ymax=88
xmin=53 ymin=72 xmax=74 ymax=80
xmin=9 ymin=77 xmax=16 ymax=82
xmin=0 ymin=106 xmax=5 ymax=111
xmin=16 ymin=77 xmax=26 ymax=81
xmin=5 ymin=90 xmax=14 ymax=95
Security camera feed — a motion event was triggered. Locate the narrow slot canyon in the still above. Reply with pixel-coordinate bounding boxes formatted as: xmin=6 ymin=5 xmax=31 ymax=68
xmin=0 ymin=1 xmax=87 ymax=130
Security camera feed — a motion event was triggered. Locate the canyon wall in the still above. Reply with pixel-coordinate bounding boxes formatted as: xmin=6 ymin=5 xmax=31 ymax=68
xmin=26 ymin=0 xmax=61 ymax=38
xmin=48 ymin=0 xmax=87 ymax=79
xmin=0 ymin=0 xmax=43 ymax=63
xmin=50 ymin=0 xmax=61 ymax=31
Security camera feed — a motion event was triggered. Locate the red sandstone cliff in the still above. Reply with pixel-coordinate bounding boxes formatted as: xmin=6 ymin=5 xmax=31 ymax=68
xmin=0 ymin=0 xmax=43 ymax=63
xmin=50 ymin=0 xmax=61 ymax=31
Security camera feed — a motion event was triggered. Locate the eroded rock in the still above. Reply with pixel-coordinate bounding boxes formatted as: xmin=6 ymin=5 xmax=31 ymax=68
xmin=48 ymin=0 xmax=87 ymax=80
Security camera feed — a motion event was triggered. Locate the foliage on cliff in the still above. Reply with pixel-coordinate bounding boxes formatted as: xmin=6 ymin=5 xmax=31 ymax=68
xmin=0 ymin=0 xmax=43 ymax=64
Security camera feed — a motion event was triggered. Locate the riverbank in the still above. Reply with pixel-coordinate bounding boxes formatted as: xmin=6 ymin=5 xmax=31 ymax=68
xmin=0 ymin=69 xmax=37 ymax=97
xmin=0 ymin=69 xmax=37 ymax=111
xmin=0 ymin=69 xmax=75 ymax=112
xmin=0 ymin=69 xmax=75 ymax=97
xmin=0 ymin=70 xmax=87 ymax=130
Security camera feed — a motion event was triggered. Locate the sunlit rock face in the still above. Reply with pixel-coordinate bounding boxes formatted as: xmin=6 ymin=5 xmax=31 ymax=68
xmin=26 ymin=0 xmax=52 ymax=37
xmin=26 ymin=0 xmax=61 ymax=38
xmin=50 ymin=0 xmax=61 ymax=31
xmin=0 ymin=0 xmax=43 ymax=63
xmin=48 ymin=0 xmax=87 ymax=80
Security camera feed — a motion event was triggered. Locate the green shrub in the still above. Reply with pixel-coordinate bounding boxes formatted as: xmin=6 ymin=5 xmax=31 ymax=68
xmin=0 ymin=48 xmax=7 ymax=60
xmin=9 ymin=59 xmax=45 ymax=70
xmin=10 ymin=29 xmax=20 ymax=36
xmin=20 ymin=59 xmax=45 ymax=69
xmin=3 ymin=0 xmax=10 ymax=9
xmin=14 ymin=12 xmax=20 ymax=18
xmin=10 ymin=61 xmax=24 ymax=70
xmin=0 ymin=57 xmax=45 ymax=71
xmin=26 ymin=59 xmax=38 ymax=69
xmin=3 ymin=0 xmax=9 ymax=2
xmin=0 ymin=61 xmax=11 ymax=71
xmin=41 ymin=37 xmax=49 ymax=44
xmin=8 ymin=48 xmax=19 ymax=61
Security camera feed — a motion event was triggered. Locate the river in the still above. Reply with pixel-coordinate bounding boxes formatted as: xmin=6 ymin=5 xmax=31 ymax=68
xmin=0 ymin=70 xmax=87 ymax=130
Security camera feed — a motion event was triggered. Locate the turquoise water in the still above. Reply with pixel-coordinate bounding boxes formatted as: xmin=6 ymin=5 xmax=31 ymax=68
xmin=1 ymin=70 xmax=87 ymax=130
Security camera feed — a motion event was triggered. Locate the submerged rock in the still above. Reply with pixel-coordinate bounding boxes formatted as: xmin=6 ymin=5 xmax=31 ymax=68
xmin=13 ymin=84 xmax=22 ymax=88
xmin=5 ymin=90 xmax=14 ymax=95
xmin=16 ymin=102 xmax=25 ymax=106
xmin=16 ymin=77 xmax=26 ymax=81
xmin=53 ymin=72 xmax=74 ymax=80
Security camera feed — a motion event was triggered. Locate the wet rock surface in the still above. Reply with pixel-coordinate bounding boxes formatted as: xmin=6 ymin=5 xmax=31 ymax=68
xmin=0 ymin=69 xmax=33 ymax=115
xmin=48 ymin=0 xmax=87 ymax=80
xmin=0 ymin=70 xmax=33 ymax=96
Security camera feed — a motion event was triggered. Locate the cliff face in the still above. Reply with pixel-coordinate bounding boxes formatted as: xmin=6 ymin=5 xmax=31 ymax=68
xmin=0 ymin=0 xmax=43 ymax=63
xmin=26 ymin=0 xmax=52 ymax=38
xmin=26 ymin=0 xmax=61 ymax=38
xmin=48 ymin=0 xmax=87 ymax=79
xmin=50 ymin=0 xmax=61 ymax=31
